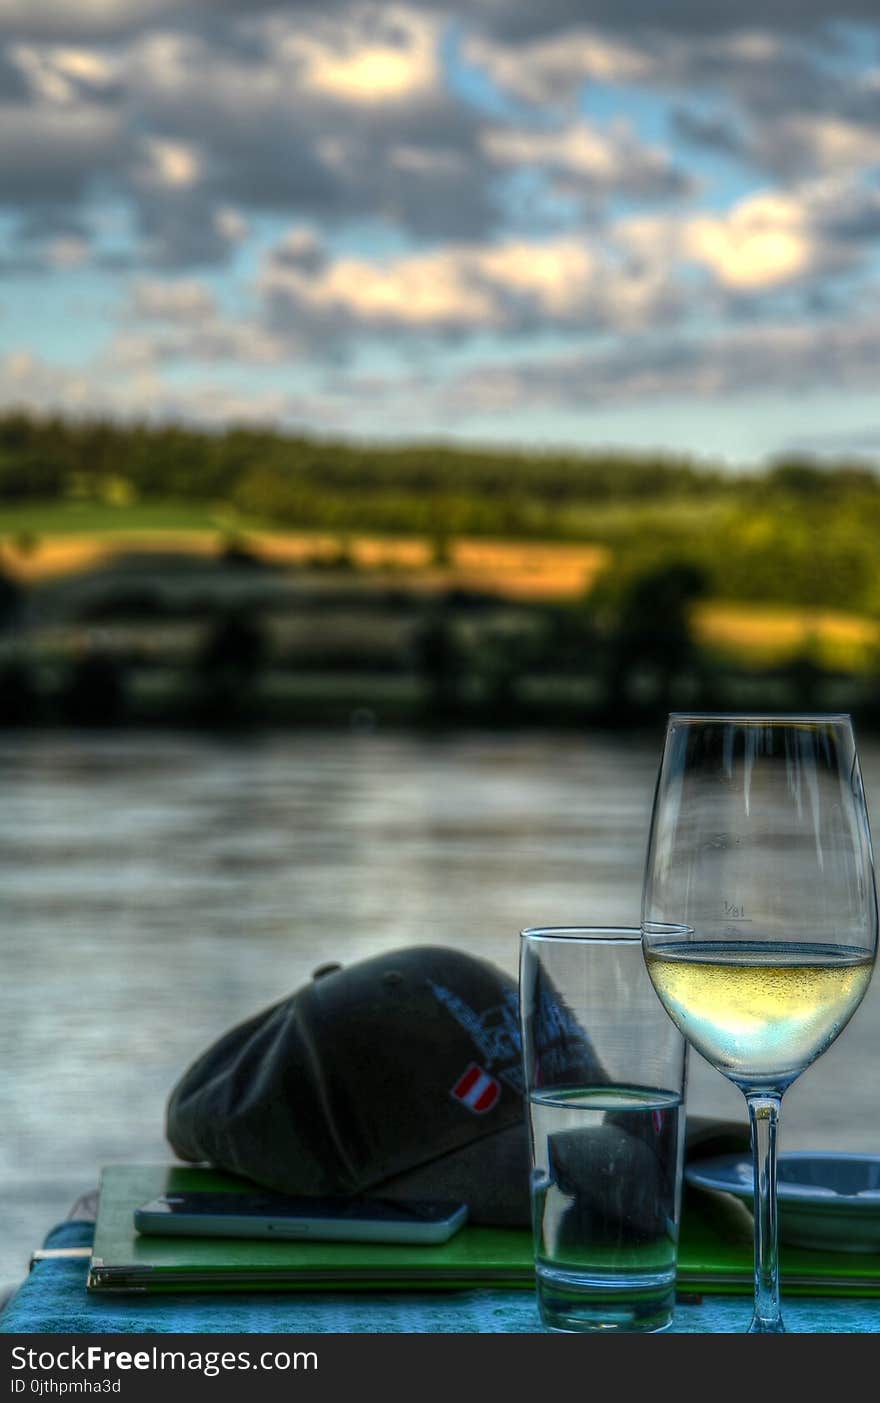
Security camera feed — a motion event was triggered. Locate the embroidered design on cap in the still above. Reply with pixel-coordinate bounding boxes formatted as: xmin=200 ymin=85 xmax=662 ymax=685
xmin=451 ymin=1063 xmax=501 ymax=1114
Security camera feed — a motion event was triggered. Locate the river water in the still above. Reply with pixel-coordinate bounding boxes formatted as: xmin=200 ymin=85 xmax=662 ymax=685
xmin=2 ymin=730 xmax=880 ymax=1293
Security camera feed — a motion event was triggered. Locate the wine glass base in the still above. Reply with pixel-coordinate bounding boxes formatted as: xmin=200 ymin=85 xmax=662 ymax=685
xmin=748 ymin=1316 xmax=786 ymax=1334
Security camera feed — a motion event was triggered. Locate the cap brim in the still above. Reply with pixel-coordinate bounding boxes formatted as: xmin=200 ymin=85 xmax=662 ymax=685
xmin=374 ymin=1121 xmax=532 ymax=1227
xmin=372 ymin=1115 xmax=750 ymax=1230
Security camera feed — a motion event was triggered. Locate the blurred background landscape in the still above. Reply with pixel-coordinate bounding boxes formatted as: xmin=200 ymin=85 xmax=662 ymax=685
xmin=3 ymin=415 xmax=880 ymax=730
xmin=3 ymin=0 xmax=880 ymax=1301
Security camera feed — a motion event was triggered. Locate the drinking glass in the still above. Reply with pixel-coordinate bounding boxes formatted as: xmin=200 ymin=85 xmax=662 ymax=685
xmin=520 ymin=928 xmax=688 ymax=1332
xmin=642 ymin=714 xmax=878 ymax=1333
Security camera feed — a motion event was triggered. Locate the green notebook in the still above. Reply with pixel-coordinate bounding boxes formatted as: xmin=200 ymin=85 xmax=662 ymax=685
xmin=88 ymin=1165 xmax=533 ymax=1293
xmin=88 ymin=1164 xmax=880 ymax=1296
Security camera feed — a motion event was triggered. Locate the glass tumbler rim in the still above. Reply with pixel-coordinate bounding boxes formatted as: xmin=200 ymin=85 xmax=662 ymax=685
xmin=520 ymin=924 xmax=689 ymax=944
xmin=666 ymin=711 xmax=853 ymax=725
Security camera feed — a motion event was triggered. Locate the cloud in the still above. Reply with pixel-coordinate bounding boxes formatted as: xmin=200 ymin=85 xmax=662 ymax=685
xmin=74 ymin=171 xmax=880 ymax=374
xmin=614 ymin=174 xmax=880 ymax=298
xmin=6 ymin=0 xmax=875 ymax=48
xmin=462 ymin=21 xmax=866 ymax=153
xmin=1 ymin=0 xmax=880 ymax=454
xmin=430 ymin=312 xmax=880 ymax=419
xmin=0 ymin=207 xmax=96 ymax=275
xmin=115 ymin=280 xmax=287 ymax=365
xmin=2 ymin=3 xmax=801 ymax=272
xmin=480 ymin=120 xmax=693 ymax=200
xmin=7 ymin=40 xmax=122 ymax=103
xmin=90 ymin=221 xmax=684 ymax=377
xmin=750 ymin=113 xmax=880 ymax=177
xmin=671 ymin=107 xmax=750 ymax=159
xmin=465 ymin=1 xmax=880 ymax=43
xmin=7 ymin=302 xmax=880 ymax=437
xmin=136 ymin=138 xmax=203 ymax=191
xmin=0 ymin=2 xmax=875 ymax=277
xmin=465 ymin=14 xmax=880 ymax=211
xmin=129 ymin=280 xmax=218 ymax=321
xmin=269 ymin=225 xmax=327 ymax=274
xmin=0 ymin=1 xmax=178 ymax=41
xmin=265 ymin=247 xmax=494 ymax=332
xmin=258 ymin=229 xmax=683 ymax=342
xmin=684 ymin=192 xmax=817 ymax=291
xmin=0 ymin=9 xmax=490 ymax=261
xmin=0 ymin=346 xmax=295 ymax=425
xmin=0 ymin=101 xmax=124 ymax=202
xmin=290 ymin=7 xmax=440 ymax=104
xmin=463 ymin=27 xmax=655 ymax=106
xmin=110 ymin=11 xmax=504 ymax=244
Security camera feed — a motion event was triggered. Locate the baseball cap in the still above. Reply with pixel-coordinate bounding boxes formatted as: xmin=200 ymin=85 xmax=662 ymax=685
xmin=166 ymin=946 xmax=536 ymax=1225
xmin=166 ymin=944 xmax=749 ymax=1228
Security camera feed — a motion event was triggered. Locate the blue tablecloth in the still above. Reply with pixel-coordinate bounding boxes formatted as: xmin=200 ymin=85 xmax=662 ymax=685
xmin=1 ymin=1222 xmax=878 ymax=1334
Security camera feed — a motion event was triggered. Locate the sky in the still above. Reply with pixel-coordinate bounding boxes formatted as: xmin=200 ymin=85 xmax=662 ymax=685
xmin=1 ymin=2 xmax=880 ymax=464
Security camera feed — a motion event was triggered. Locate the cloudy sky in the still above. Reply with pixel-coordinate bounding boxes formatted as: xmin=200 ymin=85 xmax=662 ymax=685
xmin=1 ymin=2 xmax=880 ymax=462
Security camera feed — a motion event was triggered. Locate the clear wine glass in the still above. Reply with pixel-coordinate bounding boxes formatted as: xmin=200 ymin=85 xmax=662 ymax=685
xmin=642 ymin=714 xmax=877 ymax=1333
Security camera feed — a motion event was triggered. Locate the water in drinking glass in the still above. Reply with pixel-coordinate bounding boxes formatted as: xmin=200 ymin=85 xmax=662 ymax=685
xmin=528 ymin=1084 xmax=683 ymax=1332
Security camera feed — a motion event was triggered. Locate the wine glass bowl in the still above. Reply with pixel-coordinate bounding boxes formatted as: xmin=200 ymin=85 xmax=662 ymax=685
xmin=642 ymin=714 xmax=877 ymax=1332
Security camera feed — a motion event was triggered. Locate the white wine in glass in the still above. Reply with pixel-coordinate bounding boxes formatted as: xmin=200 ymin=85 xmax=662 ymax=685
xmin=642 ymin=715 xmax=877 ymax=1333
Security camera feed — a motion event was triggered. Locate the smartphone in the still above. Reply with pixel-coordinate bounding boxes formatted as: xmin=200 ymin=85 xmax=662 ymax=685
xmin=133 ymin=1191 xmax=468 ymax=1244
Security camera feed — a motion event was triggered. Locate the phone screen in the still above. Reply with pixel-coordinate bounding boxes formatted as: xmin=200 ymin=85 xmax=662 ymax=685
xmin=145 ymin=1192 xmax=463 ymax=1223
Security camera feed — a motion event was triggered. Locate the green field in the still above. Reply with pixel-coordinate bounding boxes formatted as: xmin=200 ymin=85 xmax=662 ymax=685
xmin=1 ymin=499 xmax=234 ymax=536
xmin=0 ymin=492 xmax=734 ymax=545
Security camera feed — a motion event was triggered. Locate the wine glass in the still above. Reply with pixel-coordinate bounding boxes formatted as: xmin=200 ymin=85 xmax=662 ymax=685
xmin=642 ymin=714 xmax=877 ymax=1333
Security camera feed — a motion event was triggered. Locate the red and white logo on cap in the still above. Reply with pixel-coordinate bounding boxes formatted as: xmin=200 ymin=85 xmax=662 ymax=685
xmin=451 ymin=1063 xmax=501 ymax=1115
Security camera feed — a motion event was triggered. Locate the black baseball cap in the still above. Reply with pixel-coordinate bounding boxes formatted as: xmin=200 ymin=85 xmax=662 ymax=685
xmin=166 ymin=946 xmax=535 ymax=1225
xmin=166 ymin=944 xmax=749 ymax=1228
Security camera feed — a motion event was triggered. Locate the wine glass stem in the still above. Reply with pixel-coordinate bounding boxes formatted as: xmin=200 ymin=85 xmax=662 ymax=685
xmin=746 ymin=1093 xmax=784 ymax=1333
